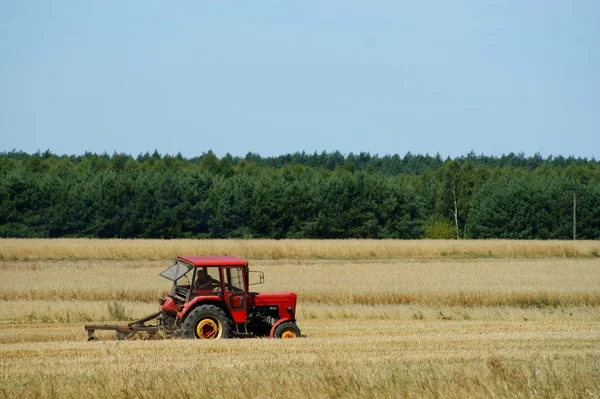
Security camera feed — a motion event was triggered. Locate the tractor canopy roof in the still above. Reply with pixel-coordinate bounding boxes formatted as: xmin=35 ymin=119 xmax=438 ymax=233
xmin=177 ymin=256 xmax=248 ymax=267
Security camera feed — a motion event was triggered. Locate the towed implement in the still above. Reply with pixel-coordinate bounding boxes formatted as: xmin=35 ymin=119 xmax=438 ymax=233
xmin=85 ymin=256 xmax=301 ymax=340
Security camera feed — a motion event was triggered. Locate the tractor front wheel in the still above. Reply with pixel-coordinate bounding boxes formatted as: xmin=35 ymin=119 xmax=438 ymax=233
xmin=181 ymin=305 xmax=231 ymax=339
xmin=273 ymin=321 xmax=301 ymax=339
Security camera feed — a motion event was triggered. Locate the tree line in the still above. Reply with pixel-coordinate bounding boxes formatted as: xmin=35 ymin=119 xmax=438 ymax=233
xmin=1 ymin=150 xmax=598 ymax=239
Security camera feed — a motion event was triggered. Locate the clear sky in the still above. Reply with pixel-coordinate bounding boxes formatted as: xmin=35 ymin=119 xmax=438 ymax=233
xmin=1 ymin=1 xmax=599 ymax=159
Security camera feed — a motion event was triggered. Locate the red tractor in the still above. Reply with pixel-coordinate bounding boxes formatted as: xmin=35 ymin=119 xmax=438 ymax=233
xmin=85 ymin=256 xmax=301 ymax=340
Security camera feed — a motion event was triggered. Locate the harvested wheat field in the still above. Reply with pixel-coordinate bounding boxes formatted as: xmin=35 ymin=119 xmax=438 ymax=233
xmin=2 ymin=238 xmax=599 ymax=260
xmin=1 ymin=239 xmax=599 ymax=398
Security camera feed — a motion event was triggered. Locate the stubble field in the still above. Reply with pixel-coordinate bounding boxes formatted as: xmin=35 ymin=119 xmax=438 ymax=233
xmin=1 ymin=239 xmax=599 ymax=398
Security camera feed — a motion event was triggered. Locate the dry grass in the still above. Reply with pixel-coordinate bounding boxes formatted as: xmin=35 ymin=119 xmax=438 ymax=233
xmin=2 ymin=258 xmax=599 ymax=307
xmin=0 ymin=301 xmax=598 ymax=335
xmin=1 ymin=241 xmax=599 ymax=398
xmin=1 ymin=319 xmax=599 ymax=398
xmin=1 ymin=238 xmax=599 ymax=260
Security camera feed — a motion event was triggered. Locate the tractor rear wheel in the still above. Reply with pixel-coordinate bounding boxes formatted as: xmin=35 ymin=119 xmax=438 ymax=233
xmin=181 ymin=305 xmax=231 ymax=339
xmin=273 ymin=321 xmax=301 ymax=339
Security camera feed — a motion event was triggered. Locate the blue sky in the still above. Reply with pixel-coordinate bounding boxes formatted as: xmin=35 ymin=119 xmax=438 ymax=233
xmin=1 ymin=1 xmax=599 ymax=159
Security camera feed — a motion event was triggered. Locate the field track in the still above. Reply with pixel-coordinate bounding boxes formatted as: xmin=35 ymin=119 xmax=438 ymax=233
xmin=1 ymin=239 xmax=599 ymax=398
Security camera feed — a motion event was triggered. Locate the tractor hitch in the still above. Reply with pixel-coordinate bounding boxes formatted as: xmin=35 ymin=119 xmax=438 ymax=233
xmin=84 ymin=311 xmax=162 ymax=341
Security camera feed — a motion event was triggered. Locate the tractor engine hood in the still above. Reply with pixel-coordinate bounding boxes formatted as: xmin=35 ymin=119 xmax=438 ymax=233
xmin=250 ymin=292 xmax=298 ymax=320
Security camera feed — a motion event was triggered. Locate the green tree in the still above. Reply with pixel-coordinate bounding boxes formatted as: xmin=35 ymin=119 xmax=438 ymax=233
xmin=470 ymin=175 xmax=573 ymax=239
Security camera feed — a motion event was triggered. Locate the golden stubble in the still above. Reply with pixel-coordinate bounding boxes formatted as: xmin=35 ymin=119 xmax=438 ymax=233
xmin=2 ymin=258 xmax=599 ymax=307
xmin=1 ymin=240 xmax=600 ymax=398
xmin=1 ymin=319 xmax=599 ymax=398
xmin=1 ymin=238 xmax=599 ymax=260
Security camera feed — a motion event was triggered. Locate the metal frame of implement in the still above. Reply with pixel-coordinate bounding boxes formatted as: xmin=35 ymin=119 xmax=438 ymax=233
xmin=84 ymin=311 xmax=161 ymax=341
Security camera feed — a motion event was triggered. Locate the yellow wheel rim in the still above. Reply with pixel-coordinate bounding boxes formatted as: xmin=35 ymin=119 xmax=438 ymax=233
xmin=196 ymin=319 xmax=220 ymax=339
xmin=281 ymin=329 xmax=297 ymax=339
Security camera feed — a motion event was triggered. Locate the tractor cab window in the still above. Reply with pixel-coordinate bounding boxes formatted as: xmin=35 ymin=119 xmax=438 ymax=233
xmin=193 ymin=267 xmax=222 ymax=292
xmin=224 ymin=267 xmax=244 ymax=292
xmin=159 ymin=261 xmax=192 ymax=282
xmin=160 ymin=261 xmax=195 ymax=301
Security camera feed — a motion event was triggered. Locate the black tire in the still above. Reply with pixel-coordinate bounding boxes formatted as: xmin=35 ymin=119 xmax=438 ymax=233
xmin=181 ymin=305 xmax=231 ymax=339
xmin=273 ymin=321 xmax=301 ymax=339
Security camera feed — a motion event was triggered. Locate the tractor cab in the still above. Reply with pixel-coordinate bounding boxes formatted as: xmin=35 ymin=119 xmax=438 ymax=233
xmin=159 ymin=258 xmax=246 ymax=300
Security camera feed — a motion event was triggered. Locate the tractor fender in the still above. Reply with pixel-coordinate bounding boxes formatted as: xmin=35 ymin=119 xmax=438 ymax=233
xmin=269 ymin=318 xmax=294 ymax=338
xmin=160 ymin=296 xmax=177 ymax=313
xmin=178 ymin=295 xmax=226 ymax=320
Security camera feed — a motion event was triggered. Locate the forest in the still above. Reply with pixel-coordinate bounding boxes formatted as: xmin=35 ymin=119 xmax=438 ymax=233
xmin=0 ymin=150 xmax=599 ymax=239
